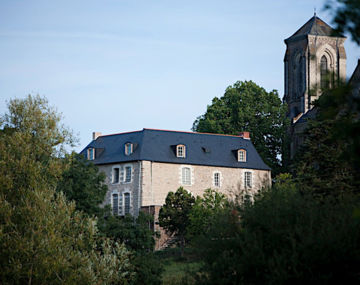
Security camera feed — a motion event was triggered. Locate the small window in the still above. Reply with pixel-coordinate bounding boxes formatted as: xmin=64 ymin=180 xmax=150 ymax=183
xmin=214 ymin=172 xmax=221 ymax=187
xmin=177 ymin=145 xmax=186 ymax=158
xmin=124 ymin=193 xmax=130 ymax=215
xmin=112 ymin=167 xmax=120 ymax=184
xmin=244 ymin=172 xmax=252 ymax=188
xmin=112 ymin=193 xmax=119 ymax=215
xmin=182 ymin=167 xmax=191 ymax=185
xmin=238 ymin=149 xmax=246 ymax=162
xmin=124 ymin=166 xmax=132 ymax=183
xmin=125 ymin=143 xmax=133 ymax=155
xmin=87 ymin=148 xmax=95 ymax=160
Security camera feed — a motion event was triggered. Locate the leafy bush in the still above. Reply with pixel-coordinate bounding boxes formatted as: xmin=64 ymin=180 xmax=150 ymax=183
xmin=194 ymin=179 xmax=360 ymax=284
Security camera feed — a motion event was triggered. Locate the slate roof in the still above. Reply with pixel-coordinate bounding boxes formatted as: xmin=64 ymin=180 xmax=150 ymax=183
xmin=80 ymin=129 xmax=270 ymax=171
xmin=285 ymin=15 xmax=345 ymax=43
xmin=294 ymin=107 xmax=318 ymax=125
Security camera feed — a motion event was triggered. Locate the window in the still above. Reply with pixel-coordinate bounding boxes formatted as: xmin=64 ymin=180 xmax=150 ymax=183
xmin=244 ymin=172 xmax=252 ymax=188
xmin=125 ymin=143 xmax=133 ymax=155
xmin=112 ymin=193 xmax=119 ymax=215
xmin=320 ymin=55 xmax=329 ymax=89
xmin=112 ymin=167 xmax=120 ymax=184
xmin=124 ymin=193 xmax=130 ymax=215
xmin=182 ymin=167 xmax=191 ymax=185
xmin=87 ymin=148 xmax=95 ymax=160
xmin=125 ymin=166 xmax=132 ymax=183
xmin=238 ymin=149 xmax=246 ymax=162
xmin=176 ymin=145 xmax=186 ymax=158
xmin=213 ymin=172 xmax=221 ymax=187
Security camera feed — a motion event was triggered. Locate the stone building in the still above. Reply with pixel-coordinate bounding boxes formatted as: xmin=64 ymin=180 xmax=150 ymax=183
xmin=81 ymin=128 xmax=271 ymax=247
xmin=283 ymin=14 xmax=347 ymax=158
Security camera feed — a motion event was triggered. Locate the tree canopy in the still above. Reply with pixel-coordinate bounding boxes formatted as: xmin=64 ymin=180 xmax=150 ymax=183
xmin=57 ymin=152 xmax=108 ymax=217
xmin=0 ymin=95 xmax=135 ymax=284
xmin=192 ymin=80 xmax=288 ymax=175
xmin=159 ymin=187 xmax=195 ymax=255
xmin=325 ymin=0 xmax=360 ymax=44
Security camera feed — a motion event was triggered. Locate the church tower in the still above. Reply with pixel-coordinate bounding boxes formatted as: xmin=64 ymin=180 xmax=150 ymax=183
xmin=284 ymin=14 xmax=347 ymax=158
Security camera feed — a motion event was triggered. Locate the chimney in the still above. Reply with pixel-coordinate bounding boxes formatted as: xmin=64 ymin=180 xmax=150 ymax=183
xmin=238 ymin=131 xmax=250 ymax=140
xmin=92 ymin=132 xmax=102 ymax=140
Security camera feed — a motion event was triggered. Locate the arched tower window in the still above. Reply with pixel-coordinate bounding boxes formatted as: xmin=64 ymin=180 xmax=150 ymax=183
xmin=320 ymin=56 xmax=329 ymax=89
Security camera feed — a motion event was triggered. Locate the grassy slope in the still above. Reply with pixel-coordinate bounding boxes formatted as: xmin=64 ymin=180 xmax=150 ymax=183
xmin=155 ymin=248 xmax=202 ymax=285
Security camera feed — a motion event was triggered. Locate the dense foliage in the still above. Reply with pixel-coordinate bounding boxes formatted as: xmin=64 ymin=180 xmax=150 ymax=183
xmin=57 ymin=152 xmax=108 ymax=216
xmin=159 ymin=187 xmax=195 ymax=255
xmin=0 ymin=95 xmax=134 ymax=284
xmin=192 ymin=80 xmax=288 ymax=175
xmin=325 ymin=0 xmax=360 ymax=44
xmin=187 ymin=188 xmax=228 ymax=240
xmin=192 ymin=178 xmax=360 ymax=284
xmin=295 ymin=83 xmax=360 ymax=196
xmin=99 ymin=213 xmax=163 ymax=285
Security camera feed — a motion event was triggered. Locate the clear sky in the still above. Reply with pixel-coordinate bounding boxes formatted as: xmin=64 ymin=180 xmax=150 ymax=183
xmin=0 ymin=0 xmax=359 ymax=152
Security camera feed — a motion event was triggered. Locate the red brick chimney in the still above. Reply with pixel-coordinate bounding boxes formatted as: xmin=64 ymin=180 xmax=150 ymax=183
xmin=238 ymin=131 xmax=250 ymax=140
xmin=92 ymin=132 xmax=102 ymax=140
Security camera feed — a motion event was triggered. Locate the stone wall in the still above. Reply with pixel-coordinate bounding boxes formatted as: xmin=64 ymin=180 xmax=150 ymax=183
xmin=98 ymin=161 xmax=141 ymax=216
xmin=141 ymin=161 xmax=271 ymax=207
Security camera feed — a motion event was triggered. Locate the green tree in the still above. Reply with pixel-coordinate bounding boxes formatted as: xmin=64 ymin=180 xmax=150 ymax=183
xmin=194 ymin=180 xmax=360 ymax=284
xmin=159 ymin=187 xmax=195 ymax=256
xmin=99 ymin=212 xmax=163 ymax=285
xmin=187 ymin=189 xmax=229 ymax=240
xmin=192 ymin=80 xmax=288 ymax=175
xmin=0 ymin=95 xmax=135 ymax=284
xmin=57 ymin=152 xmax=108 ymax=217
xmin=295 ymin=84 xmax=360 ymax=196
xmin=325 ymin=0 xmax=360 ymax=44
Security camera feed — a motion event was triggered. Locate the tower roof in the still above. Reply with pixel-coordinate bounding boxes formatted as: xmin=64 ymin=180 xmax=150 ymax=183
xmin=285 ymin=15 xmax=345 ymax=43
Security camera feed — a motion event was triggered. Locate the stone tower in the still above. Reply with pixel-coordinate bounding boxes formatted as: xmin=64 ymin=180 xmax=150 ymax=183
xmin=284 ymin=14 xmax=347 ymax=158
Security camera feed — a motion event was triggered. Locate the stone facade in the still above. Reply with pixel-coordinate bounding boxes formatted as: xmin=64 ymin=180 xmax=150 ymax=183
xmin=284 ymin=15 xmax=347 ymax=158
xmin=100 ymin=160 xmax=270 ymax=216
xmin=99 ymin=160 xmax=271 ymax=249
xmin=141 ymin=161 xmax=270 ymax=206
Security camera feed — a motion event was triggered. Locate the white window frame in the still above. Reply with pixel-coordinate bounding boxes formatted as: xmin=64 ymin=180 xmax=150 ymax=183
xmin=244 ymin=171 xmax=252 ymax=188
xmin=123 ymin=191 xmax=131 ymax=215
xmin=87 ymin=148 xmax=95 ymax=160
xmin=111 ymin=190 xmax=120 ymax=215
xmin=124 ymin=143 xmax=133 ymax=155
xmin=124 ymin=164 xmax=132 ymax=183
xmin=111 ymin=165 xmax=121 ymax=184
xmin=238 ymin=149 xmax=246 ymax=162
xmin=180 ymin=165 xmax=193 ymax=186
xmin=176 ymin=144 xmax=186 ymax=158
xmin=213 ymin=171 xmax=221 ymax=188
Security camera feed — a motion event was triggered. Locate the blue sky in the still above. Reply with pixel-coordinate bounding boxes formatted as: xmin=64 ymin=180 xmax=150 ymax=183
xmin=0 ymin=0 xmax=359 ymax=151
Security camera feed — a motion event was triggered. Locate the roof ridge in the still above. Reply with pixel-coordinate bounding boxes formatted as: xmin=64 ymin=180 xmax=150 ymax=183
xmin=96 ymin=129 xmax=144 ymax=138
xmin=142 ymin=128 xmax=244 ymax=138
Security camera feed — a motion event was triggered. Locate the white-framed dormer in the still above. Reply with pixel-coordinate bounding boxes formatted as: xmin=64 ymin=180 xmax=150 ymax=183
xmin=124 ymin=142 xmax=133 ymax=156
xmin=176 ymin=144 xmax=186 ymax=158
xmin=179 ymin=165 xmax=194 ymax=186
xmin=87 ymin=148 xmax=95 ymax=160
xmin=237 ymin=149 xmax=247 ymax=162
xmin=212 ymin=171 xmax=222 ymax=188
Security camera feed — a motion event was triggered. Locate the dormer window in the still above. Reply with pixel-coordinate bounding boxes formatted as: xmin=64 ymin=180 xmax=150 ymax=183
xmin=237 ymin=149 xmax=246 ymax=162
xmin=176 ymin=145 xmax=186 ymax=158
xmin=125 ymin=143 xmax=133 ymax=155
xmin=87 ymin=148 xmax=95 ymax=160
